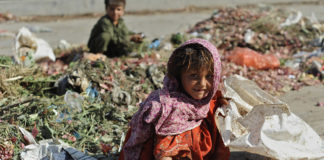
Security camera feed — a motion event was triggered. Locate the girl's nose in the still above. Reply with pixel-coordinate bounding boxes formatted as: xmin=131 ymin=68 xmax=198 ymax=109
xmin=198 ymin=77 xmax=207 ymax=86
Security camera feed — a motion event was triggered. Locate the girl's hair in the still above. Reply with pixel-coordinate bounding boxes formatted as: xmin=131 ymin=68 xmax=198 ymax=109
xmin=167 ymin=43 xmax=214 ymax=83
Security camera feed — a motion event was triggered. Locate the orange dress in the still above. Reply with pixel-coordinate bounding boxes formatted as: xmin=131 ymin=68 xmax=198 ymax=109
xmin=119 ymin=96 xmax=230 ymax=160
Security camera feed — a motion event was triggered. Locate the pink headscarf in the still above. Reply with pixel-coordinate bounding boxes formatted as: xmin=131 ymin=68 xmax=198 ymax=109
xmin=123 ymin=38 xmax=221 ymax=159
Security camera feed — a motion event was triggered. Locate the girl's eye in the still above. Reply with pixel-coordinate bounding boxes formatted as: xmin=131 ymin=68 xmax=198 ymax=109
xmin=207 ymin=75 xmax=213 ymax=79
xmin=190 ymin=74 xmax=198 ymax=78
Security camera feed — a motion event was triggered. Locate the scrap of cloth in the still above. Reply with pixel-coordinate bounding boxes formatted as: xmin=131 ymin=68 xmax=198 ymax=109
xmin=122 ymin=38 xmax=223 ymax=159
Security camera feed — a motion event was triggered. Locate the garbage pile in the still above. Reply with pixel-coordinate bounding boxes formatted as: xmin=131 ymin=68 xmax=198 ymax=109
xmin=0 ymin=50 xmax=166 ymax=159
xmin=189 ymin=7 xmax=323 ymax=54
xmin=187 ymin=6 xmax=324 ymax=95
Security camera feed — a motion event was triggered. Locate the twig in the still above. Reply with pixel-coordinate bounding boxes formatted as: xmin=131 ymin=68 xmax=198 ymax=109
xmin=4 ymin=76 xmax=23 ymax=82
xmin=0 ymin=98 xmax=36 ymax=111
xmin=0 ymin=64 xmax=9 ymax=68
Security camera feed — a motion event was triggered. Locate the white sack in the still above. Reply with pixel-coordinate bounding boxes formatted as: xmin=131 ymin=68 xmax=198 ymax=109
xmin=216 ymin=75 xmax=324 ymax=160
xmin=15 ymin=27 xmax=55 ymax=65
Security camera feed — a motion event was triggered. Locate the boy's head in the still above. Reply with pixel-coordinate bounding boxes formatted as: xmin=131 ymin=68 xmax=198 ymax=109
xmin=105 ymin=0 xmax=126 ymax=24
xmin=105 ymin=0 xmax=126 ymax=9
xmin=167 ymin=43 xmax=214 ymax=100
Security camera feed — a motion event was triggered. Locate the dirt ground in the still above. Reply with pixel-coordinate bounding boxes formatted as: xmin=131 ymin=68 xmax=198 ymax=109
xmin=1 ymin=1 xmax=324 ymax=159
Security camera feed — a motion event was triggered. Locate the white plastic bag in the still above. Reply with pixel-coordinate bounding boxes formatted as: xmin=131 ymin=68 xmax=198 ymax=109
xmin=20 ymin=139 xmax=96 ymax=160
xmin=280 ymin=11 xmax=303 ymax=27
xmin=216 ymin=75 xmax=324 ymax=160
xmin=18 ymin=126 xmax=96 ymax=160
xmin=15 ymin=27 xmax=55 ymax=65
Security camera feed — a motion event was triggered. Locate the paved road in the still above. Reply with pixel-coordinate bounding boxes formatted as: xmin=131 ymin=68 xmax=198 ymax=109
xmin=1 ymin=0 xmax=324 ymax=16
xmin=0 ymin=11 xmax=213 ymax=56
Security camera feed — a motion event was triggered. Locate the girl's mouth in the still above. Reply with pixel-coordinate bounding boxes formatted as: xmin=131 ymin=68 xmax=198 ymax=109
xmin=193 ymin=89 xmax=205 ymax=92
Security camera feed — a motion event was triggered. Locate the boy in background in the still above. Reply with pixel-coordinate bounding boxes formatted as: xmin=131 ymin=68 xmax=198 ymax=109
xmin=87 ymin=0 xmax=142 ymax=57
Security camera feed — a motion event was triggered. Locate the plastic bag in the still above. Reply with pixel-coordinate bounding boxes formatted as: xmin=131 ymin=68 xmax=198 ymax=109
xmin=227 ymin=47 xmax=280 ymax=69
xmin=20 ymin=139 xmax=96 ymax=160
xmin=15 ymin=27 xmax=56 ymax=65
xmin=280 ymin=11 xmax=303 ymax=27
xmin=216 ymin=75 xmax=324 ymax=160
xmin=64 ymin=90 xmax=83 ymax=113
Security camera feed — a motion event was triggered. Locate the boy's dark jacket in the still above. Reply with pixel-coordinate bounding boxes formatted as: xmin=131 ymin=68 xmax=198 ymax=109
xmin=88 ymin=15 xmax=132 ymax=57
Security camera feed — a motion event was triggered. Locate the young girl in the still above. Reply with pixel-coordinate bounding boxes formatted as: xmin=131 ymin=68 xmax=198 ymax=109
xmin=119 ymin=38 xmax=230 ymax=160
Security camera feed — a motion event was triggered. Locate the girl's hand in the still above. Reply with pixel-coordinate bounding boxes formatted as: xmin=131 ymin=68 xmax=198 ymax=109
xmin=215 ymin=90 xmax=231 ymax=107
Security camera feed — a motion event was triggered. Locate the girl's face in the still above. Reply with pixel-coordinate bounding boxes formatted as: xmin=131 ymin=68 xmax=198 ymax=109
xmin=180 ymin=67 xmax=213 ymax=100
xmin=106 ymin=4 xmax=124 ymax=25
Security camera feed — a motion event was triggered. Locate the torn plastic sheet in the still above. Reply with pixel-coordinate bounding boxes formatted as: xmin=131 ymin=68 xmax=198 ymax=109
xmin=20 ymin=139 xmax=97 ymax=160
xmin=280 ymin=11 xmax=303 ymax=27
xmin=18 ymin=126 xmax=97 ymax=160
xmin=216 ymin=75 xmax=324 ymax=160
xmin=293 ymin=48 xmax=324 ymax=60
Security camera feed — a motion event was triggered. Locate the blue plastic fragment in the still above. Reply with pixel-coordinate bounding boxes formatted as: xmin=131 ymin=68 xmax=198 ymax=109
xmin=149 ymin=39 xmax=160 ymax=49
